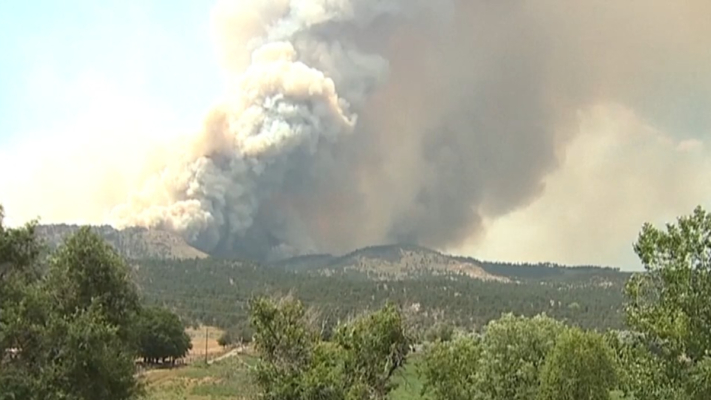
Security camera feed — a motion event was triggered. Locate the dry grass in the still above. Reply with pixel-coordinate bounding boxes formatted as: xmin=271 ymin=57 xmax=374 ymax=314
xmin=140 ymin=353 xmax=258 ymax=400
xmin=184 ymin=326 xmax=227 ymax=363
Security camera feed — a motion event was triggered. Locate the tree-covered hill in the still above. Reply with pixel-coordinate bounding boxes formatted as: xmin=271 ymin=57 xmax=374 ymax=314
xmin=271 ymin=243 xmax=630 ymax=284
xmin=34 ymin=224 xmax=632 ymax=334
xmin=134 ymin=257 xmax=627 ymax=333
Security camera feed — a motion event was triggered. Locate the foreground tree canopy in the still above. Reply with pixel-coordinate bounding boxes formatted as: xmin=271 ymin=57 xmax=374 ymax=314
xmin=0 ymin=209 xmax=141 ymax=400
xmin=0 ymin=205 xmax=192 ymax=400
xmin=622 ymin=205 xmax=711 ymax=398
xmin=417 ymin=206 xmax=711 ymax=400
xmin=249 ymin=296 xmax=411 ymax=400
xmin=537 ymin=328 xmax=618 ymax=400
xmin=419 ymin=314 xmax=618 ymax=400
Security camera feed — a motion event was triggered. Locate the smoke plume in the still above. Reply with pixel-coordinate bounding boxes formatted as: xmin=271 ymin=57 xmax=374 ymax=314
xmin=101 ymin=0 xmax=711 ymax=261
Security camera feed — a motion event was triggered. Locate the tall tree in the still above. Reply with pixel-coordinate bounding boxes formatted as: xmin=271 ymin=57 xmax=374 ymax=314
xmin=537 ymin=328 xmax=617 ymax=400
xmin=0 ymin=204 xmax=42 ymax=283
xmin=45 ymin=227 xmax=140 ymax=342
xmin=475 ymin=313 xmax=566 ymax=400
xmin=332 ymin=303 xmax=411 ymax=399
xmin=624 ymin=206 xmax=711 ymax=398
xmin=605 ymin=331 xmax=684 ymax=400
xmin=420 ymin=334 xmax=481 ymax=400
xmin=249 ymin=296 xmax=410 ymax=400
xmin=136 ymin=306 xmax=192 ymax=364
xmin=419 ymin=313 xmax=566 ymax=400
xmin=0 ymin=209 xmax=141 ymax=400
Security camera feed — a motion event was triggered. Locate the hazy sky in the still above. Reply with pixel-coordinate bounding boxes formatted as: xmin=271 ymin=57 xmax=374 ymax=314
xmin=1 ymin=1 xmax=710 ymax=270
xmin=0 ymin=0 xmax=222 ymax=225
xmin=0 ymin=0 xmax=220 ymax=147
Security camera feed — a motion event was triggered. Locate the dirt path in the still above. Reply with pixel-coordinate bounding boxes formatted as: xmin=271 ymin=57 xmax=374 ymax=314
xmin=208 ymin=345 xmax=247 ymax=365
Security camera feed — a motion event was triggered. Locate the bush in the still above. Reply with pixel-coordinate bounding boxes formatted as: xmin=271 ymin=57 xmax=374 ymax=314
xmin=425 ymin=322 xmax=455 ymax=343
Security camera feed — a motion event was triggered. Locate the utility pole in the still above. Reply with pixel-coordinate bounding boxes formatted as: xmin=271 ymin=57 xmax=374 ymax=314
xmin=205 ymin=326 xmax=209 ymax=364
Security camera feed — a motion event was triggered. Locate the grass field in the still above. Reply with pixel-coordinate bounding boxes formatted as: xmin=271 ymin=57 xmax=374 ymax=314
xmin=390 ymin=356 xmax=427 ymax=400
xmin=141 ymin=354 xmax=259 ymax=400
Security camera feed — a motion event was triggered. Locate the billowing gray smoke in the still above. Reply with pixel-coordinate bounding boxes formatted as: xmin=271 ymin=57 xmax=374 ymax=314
xmin=111 ymin=0 xmax=711 ymax=260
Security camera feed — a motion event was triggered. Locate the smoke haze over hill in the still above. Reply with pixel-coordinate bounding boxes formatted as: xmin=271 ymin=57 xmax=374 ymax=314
xmin=2 ymin=0 xmax=710 ymax=265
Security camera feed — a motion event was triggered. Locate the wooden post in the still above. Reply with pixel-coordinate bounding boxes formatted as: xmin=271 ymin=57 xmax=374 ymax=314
xmin=205 ymin=326 xmax=209 ymax=364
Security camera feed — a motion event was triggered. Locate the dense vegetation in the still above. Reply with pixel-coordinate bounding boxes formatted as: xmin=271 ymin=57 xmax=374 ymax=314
xmin=5 ymin=204 xmax=711 ymax=399
xmin=249 ymin=296 xmax=411 ymax=400
xmin=0 ymin=206 xmax=193 ymax=400
xmin=35 ymin=222 xmax=632 ymax=337
xmin=250 ymin=206 xmax=711 ymax=400
xmin=135 ymin=257 xmax=627 ymax=336
xmin=135 ymin=306 xmax=193 ymax=365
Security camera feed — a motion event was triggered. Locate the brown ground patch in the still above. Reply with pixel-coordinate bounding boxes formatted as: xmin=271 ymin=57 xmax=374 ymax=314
xmin=185 ymin=326 xmax=227 ymax=363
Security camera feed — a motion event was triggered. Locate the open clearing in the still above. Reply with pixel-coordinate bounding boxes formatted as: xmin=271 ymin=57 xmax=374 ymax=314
xmin=184 ymin=326 xmax=227 ymax=363
xmin=141 ymin=353 xmax=259 ymax=400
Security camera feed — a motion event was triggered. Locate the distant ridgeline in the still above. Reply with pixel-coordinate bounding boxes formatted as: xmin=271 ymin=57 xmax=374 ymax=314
xmin=270 ymin=244 xmax=628 ymax=284
xmin=34 ymin=224 xmax=208 ymax=260
xmin=35 ymin=225 xmax=630 ymax=334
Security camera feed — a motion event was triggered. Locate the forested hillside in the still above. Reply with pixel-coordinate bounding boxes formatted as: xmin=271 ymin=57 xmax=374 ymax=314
xmin=36 ymin=224 xmax=627 ymax=282
xmin=134 ymin=257 xmax=627 ymax=334
xmin=34 ymin=223 xmax=632 ymax=336
xmin=270 ymin=243 xmax=629 ymax=283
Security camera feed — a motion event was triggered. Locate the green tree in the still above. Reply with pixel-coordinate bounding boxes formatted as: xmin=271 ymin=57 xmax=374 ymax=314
xmin=332 ymin=303 xmax=411 ymax=399
xmin=45 ymin=227 xmax=140 ymax=343
xmin=687 ymin=356 xmax=711 ymax=400
xmin=136 ymin=306 xmax=192 ymax=364
xmin=0 ymin=210 xmax=141 ymax=400
xmin=420 ymin=314 xmax=566 ymax=400
xmin=424 ymin=322 xmax=455 ymax=343
xmin=605 ymin=331 xmax=685 ymax=400
xmin=249 ymin=296 xmax=410 ymax=400
xmin=537 ymin=328 xmax=617 ymax=400
xmin=0 ymin=205 xmax=43 ymax=288
xmin=624 ymin=206 xmax=711 ymax=398
xmin=250 ymin=296 xmax=320 ymax=400
xmin=475 ymin=313 xmax=566 ymax=400
xmin=218 ymin=330 xmax=234 ymax=348
xmin=420 ymin=333 xmax=481 ymax=400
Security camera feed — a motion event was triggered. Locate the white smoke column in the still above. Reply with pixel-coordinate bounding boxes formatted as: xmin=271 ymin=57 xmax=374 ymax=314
xmin=110 ymin=0 xmax=432 ymax=257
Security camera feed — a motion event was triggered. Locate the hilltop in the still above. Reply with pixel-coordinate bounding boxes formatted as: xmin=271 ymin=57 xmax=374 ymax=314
xmin=273 ymin=244 xmax=509 ymax=282
xmin=271 ymin=244 xmax=629 ymax=285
